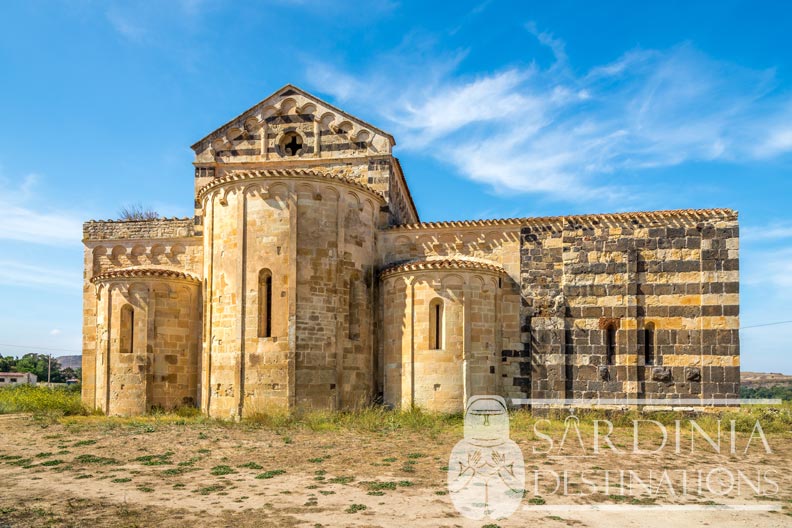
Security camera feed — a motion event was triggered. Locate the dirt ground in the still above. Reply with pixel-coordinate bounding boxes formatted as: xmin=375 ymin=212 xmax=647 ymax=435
xmin=1 ymin=413 xmax=791 ymax=527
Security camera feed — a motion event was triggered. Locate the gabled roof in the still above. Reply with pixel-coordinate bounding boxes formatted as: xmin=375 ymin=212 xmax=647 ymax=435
xmin=190 ymin=84 xmax=395 ymax=151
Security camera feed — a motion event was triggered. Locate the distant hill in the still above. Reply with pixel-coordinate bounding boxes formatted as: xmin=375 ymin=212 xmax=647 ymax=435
xmin=56 ymin=355 xmax=82 ymax=370
xmin=741 ymin=371 xmax=792 ymax=388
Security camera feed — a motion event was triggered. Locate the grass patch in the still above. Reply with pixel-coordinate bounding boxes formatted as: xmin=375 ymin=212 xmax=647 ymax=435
xmin=255 ymin=469 xmax=286 ymax=479
xmin=210 ymin=465 xmax=235 ymax=476
xmin=134 ymin=452 xmax=174 ymax=466
xmin=75 ymin=454 xmax=121 ymax=466
xmin=195 ymin=485 xmax=224 ymax=495
xmin=73 ymin=439 xmax=97 ymax=447
xmin=362 ymin=481 xmax=397 ymax=491
xmin=328 ymin=476 xmax=354 ymax=485
xmin=111 ymin=477 xmax=132 ymax=483
xmin=238 ymin=462 xmax=263 ymax=470
xmin=39 ymin=459 xmax=64 ymax=467
xmin=345 ymin=504 xmax=367 ymax=514
xmin=244 ymin=405 xmax=462 ymax=435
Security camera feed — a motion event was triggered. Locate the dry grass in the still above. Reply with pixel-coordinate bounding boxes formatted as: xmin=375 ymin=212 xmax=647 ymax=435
xmin=2 ymin=389 xmax=792 ymax=526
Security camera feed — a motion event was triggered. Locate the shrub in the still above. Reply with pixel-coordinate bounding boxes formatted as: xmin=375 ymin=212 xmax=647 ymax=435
xmin=0 ymin=385 xmax=86 ymax=417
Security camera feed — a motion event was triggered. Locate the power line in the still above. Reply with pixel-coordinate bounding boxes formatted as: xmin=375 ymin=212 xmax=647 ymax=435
xmin=0 ymin=343 xmax=81 ymax=354
xmin=740 ymin=320 xmax=792 ymax=330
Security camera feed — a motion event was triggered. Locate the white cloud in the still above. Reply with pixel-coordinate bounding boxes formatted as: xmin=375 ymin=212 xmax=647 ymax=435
xmin=742 ymin=222 xmax=792 ymax=242
xmin=107 ymin=11 xmax=145 ymax=41
xmin=0 ymin=261 xmax=79 ymax=290
xmin=105 ymin=0 xmax=215 ymax=42
xmin=0 ymin=174 xmax=82 ymax=246
xmin=305 ymin=30 xmax=792 ymax=203
xmin=49 ymin=329 xmax=61 ymax=336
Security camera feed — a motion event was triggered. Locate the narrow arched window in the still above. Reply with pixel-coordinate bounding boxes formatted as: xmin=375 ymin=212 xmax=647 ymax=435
xmin=644 ymin=323 xmax=656 ymax=366
xmin=258 ymin=269 xmax=272 ymax=338
xmin=120 ymin=304 xmax=134 ymax=354
xmin=429 ymin=298 xmax=444 ymax=350
xmin=606 ymin=324 xmax=616 ymax=365
xmin=349 ymin=274 xmax=362 ymax=341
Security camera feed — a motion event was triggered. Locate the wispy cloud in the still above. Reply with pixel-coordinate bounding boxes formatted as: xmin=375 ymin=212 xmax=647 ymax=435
xmin=744 ymin=247 xmax=792 ymax=288
xmin=106 ymin=8 xmax=148 ymax=42
xmin=742 ymin=222 xmax=792 ymax=242
xmin=105 ymin=0 xmax=215 ymax=43
xmin=0 ymin=261 xmax=79 ymax=290
xmin=0 ymin=174 xmax=82 ymax=246
xmin=305 ymin=26 xmax=792 ymax=203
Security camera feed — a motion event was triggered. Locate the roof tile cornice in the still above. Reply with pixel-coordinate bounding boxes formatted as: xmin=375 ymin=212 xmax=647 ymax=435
xmin=386 ymin=208 xmax=737 ymax=232
xmin=380 ymin=258 xmax=505 ymax=279
xmin=196 ymin=168 xmax=386 ymax=202
xmin=91 ymin=268 xmax=200 ymax=284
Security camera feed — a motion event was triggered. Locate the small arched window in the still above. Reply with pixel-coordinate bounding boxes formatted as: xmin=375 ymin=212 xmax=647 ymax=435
xmin=429 ymin=298 xmax=444 ymax=350
xmin=280 ymin=132 xmax=304 ymax=156
xmin=606 ymin=324 xmax=616 ymax=365
xmin=258 ymin=269 xmax=273 ymax=338
xmin=120 ymin=304 xmax=134 ymax=354
xmin=644 ymin=323 xmax=656 ymax=366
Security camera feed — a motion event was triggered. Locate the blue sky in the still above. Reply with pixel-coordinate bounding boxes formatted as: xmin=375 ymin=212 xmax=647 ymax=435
xmin=1 ymin=1 xmax=791 ymax=373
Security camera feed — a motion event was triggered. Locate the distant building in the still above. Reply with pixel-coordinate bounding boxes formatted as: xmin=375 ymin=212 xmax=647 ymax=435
xmin=0 ymin=372 xmax=37 ymax=386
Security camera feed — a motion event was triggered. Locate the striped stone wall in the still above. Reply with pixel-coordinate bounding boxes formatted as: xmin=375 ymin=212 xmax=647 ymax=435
xmin=518 ymin=209 xmax=739 ymax=403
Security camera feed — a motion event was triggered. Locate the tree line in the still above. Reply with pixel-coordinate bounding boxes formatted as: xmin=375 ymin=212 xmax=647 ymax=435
xmin=740 ymin=384 xmax=792 ymax=401
xmin=0 ymin=353 xmax=80 ymax=384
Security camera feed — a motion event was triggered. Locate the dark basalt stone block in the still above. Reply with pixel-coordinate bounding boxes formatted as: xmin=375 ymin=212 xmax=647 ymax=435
xmin=685 ymin=367 xmax=701 ymax=382
xmin=651 ymin=367 xmax=673 ymax=383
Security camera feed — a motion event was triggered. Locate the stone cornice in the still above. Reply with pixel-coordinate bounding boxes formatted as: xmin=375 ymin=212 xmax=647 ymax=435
xmin=380 ymin=258 xmax=505 ymax=279
xmin=83 ymin=218 xmax=196 ymax=242
xmin=196 ymin=168 xmax=386 ymax=203
xmin=84 ymin=217 xmax=191 ymax=224
xmin=91 ymin=268 xmax=201 ymax=284
xmin=386 ymin=208 xmax=738 ymax=233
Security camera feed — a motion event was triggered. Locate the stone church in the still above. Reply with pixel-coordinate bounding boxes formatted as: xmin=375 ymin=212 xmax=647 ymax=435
xmin=81 ymin=85 xmax=740 ymax=417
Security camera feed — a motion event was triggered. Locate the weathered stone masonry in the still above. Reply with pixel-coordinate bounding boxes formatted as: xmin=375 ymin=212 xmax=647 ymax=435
xmin=82 ymin=84 xmax=739 ymax=416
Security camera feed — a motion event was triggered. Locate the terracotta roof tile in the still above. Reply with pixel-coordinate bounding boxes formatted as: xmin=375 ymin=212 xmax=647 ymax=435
xmin=196 ymin=168 xmax=386 ymax=202
xmin=380 ymin=258 xmax=505 ymax=278
xmin=91 ymin=268 xmax=200 ymax=283
xmin=387 ymin=208 xmax=737 ymax=232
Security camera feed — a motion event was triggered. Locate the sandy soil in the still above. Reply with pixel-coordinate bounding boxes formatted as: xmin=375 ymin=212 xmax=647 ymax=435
xmin=1 ymin=413 xmax=791 ymax=527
